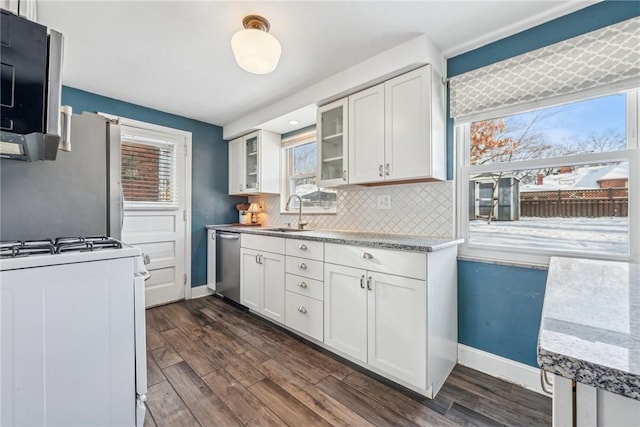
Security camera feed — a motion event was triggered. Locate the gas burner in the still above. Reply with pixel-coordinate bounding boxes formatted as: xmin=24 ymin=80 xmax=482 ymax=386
xmin=0 ymin=241 xmax=22 ymax=258
xmin=55 ymin=237 xmax=85 ymax=246
xmin=90 ymin=238 xmax=122 ymax=250
xmin=56 ymin=237 xmax=122 ymax=254
xmin=1 ymin=237 xmax=122 ymax=258
xmin=0 ymin=240 xmax=55 ymax=258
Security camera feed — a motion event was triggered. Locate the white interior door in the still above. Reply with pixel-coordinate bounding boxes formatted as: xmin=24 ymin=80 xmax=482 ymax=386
xmin=118 ymin=122 xmax=191 ymax=308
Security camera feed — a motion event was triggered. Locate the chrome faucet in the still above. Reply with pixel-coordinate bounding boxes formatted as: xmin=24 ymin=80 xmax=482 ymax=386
xmin=285 ymin=195 xmax=308 ymax=230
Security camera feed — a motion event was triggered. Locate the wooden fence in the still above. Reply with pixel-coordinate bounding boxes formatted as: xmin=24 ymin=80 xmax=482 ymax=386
xmin=520 ymin=188 xmax=628 ymax=217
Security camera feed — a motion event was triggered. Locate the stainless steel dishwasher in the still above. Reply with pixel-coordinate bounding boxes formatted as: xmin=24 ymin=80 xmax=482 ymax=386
xmin=215 ymin=231 xmax=241 ymax=304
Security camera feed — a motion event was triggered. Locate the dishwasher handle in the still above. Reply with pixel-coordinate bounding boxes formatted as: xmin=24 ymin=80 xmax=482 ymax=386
xmin=218 ymin=232 xmax=240 ymax=240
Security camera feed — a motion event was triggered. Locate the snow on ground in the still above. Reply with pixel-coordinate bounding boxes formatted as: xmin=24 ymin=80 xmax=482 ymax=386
xmin=469 ymin=217 xmax=628 ymax=255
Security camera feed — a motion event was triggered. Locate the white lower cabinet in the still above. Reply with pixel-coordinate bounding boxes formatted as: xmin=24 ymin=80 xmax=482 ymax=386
xmin=285 ymin=291 xmax=323 ymax=341
xmin=240 ymin=235 xmax=285 ymax=324
xmin=324 ymin=263 xmax=426 ymax=389
xmin=284 ymin=238 xmax=325 ymax=341
xmin=207 ymin=229 xmax=216 ymax=290
xmin=323 ymin=242 xmax=457 ymax=397
xmin=324 ymin=264 xmax=368 ymax=362
xmin=368 ymin=272 xmax=426 ymax=389
xmin=237 ymin=235 xmax=457 ymax=398
xmin=241 ymin=248 xmax=262 ymax=311
xmin=552 ymin=374 xmax=640 ymax=427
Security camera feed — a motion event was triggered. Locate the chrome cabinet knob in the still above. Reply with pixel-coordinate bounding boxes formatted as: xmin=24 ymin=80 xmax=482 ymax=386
xmin=297 ymin=306 xmax=307 ymax=314
xmin=298 ymin=262 xmax=307 ymax=270
xmin=362 ymin=252 xmax=373 ymax=260
xmin=299 ymin=243 xmax=307 ymax=250
xmin=298 ymin=281 xmax=308 ymax=288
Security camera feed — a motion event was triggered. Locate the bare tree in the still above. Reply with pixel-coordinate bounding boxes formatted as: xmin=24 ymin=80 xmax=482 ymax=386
xmin=576 ymin=128 xmax=625 ymax=153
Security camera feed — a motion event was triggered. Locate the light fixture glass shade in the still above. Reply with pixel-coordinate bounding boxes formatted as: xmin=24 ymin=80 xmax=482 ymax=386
xmin=231 ymin=28 xmax=282 ymax=75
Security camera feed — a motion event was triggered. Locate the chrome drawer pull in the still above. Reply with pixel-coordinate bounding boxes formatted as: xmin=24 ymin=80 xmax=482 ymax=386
xmin=378 ymin=164 xmax=383 ymax=177
xmin=297 ymin=306 xmax=307 ymax=314
xmin=360 ymin=275 xmax=365 ymax=289
xmin=367 ymin=276 xmax=372 ymax=291
xmin=298 ymin=262 xmax=307 ymax=269
xmin=299 ymin=243 xmax=307 ymax=250
xmin=362 ymin=252 xmax=373 ymax=260
xmin=298 ymin=281 xmax=308 ymax=288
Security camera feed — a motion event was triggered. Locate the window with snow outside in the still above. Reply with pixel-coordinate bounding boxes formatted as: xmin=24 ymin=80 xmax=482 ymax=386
xmin=283 ymin=137 xmax=337 ymax=214
xmin=457 ymin=90 xmax=639 ymax=264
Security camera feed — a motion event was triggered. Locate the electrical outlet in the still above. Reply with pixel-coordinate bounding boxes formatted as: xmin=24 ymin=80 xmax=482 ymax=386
xmin=376 ymin=195 xmax=392 ymax=210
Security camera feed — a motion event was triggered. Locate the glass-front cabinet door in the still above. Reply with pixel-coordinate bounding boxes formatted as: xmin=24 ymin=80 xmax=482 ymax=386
xmin=244 ymin=132 xmax=259 ymax=192
xmin=317 ymin=98 xmax=348 ymax=187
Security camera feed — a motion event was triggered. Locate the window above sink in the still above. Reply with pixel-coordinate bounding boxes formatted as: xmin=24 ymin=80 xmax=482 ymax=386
xmin=281 ymin=128 xmax=337 ymax=214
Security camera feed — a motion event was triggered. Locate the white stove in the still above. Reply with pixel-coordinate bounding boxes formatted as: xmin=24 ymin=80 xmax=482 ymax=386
xmin=1 ymin=236 xmax=148 ymax=426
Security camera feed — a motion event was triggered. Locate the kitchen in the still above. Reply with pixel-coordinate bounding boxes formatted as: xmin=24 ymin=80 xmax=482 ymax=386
xmin=1 ymin=1 xmax=639 ymax=426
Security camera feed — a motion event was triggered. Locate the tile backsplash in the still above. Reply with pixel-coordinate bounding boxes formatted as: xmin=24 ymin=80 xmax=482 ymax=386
xmin=249 ymin=181 xmax=454 ymax=238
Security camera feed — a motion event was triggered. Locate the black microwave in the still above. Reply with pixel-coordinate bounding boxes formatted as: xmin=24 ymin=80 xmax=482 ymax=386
xmin=0 ymin=9 xmax=69 ymax=161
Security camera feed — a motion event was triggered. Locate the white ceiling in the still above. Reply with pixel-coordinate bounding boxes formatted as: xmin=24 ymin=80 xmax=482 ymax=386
xmin=37 ymin=1 xmax=596 ymax=131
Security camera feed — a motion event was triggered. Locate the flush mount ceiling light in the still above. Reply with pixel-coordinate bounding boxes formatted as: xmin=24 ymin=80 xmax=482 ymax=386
xmin=288 ymin=120 xmax=299 ymax=125
xmin=231 ymin=15 xmax=282 ymax=75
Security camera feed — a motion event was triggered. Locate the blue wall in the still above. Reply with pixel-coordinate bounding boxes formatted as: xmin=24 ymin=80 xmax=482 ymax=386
xmin=451 ymin=1 xmax=639 ymax=367
xmin=62 ymin=86 xmax=245 ymax=288
xmin=458 ymin=262 xmax=547 ymax=366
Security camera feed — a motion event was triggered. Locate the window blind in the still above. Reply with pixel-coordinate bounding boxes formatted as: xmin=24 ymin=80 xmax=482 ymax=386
xmin=121 ymin=134 xmax=177 ymax=205
xmin=450 ymin=17 xmax=640 ymax=120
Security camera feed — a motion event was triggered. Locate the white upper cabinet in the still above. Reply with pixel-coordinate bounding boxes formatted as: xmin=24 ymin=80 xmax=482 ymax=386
xmin=385 ymin=65 xmax=445 ymax=181
xmin=348 ymin=84 xmax=385 ymax=184
xmin=347 ymin=65 xmax=446 ymax=185
xmin=228 ymin=130 xmax=281 ymax=195
xmin=228 ymin=138 xmax=243 ymax=195
xmin=317 ymin=99 xmax=349 ymax=187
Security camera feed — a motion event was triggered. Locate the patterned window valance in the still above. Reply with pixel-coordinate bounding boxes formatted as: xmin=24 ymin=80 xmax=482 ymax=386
xmin=450 ymin=17 xmax=640 ymax=120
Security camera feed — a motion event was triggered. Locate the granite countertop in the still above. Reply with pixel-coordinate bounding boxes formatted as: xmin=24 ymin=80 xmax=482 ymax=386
xmin=205 ymin=224 xmax=463 ymax=252
xmin=538 ymin=257 xmax=640 ymax=400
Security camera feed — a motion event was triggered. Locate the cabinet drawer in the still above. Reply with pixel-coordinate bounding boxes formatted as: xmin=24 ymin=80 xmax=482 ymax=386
xmin=286 ymin=256 xmax=323 ymax=281
xmin=325 ymin=243 xmax=426 ymax=280
xmin=286 ymin=273 xmax=323 ymax=301
xmin=286 ymin=239 xmax=324 ymax=261
xmin=241 ymin=234 xmax=285 ymax=253
xmin=285 ymin=292 xmax=323 ymax=341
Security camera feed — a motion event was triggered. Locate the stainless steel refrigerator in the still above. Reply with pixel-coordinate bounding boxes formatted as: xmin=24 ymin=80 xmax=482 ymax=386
xmin=0 ymin=113 xmax=122 ymax=241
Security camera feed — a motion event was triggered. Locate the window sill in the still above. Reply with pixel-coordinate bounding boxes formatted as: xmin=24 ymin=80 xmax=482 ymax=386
xmin=459 ymin=243 xmax=634 ymax=269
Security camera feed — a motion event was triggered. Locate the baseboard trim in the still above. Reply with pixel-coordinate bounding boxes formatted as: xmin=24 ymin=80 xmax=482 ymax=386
xmin=457 ymin=344 xmax=548 ymax=396
xmin=190 ymin=285 xmax=215 ymax=299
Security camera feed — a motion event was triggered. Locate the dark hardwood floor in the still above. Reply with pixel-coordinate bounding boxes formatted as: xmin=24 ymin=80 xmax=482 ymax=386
xmin=144 ymin=296 xmax=551 ymax=427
